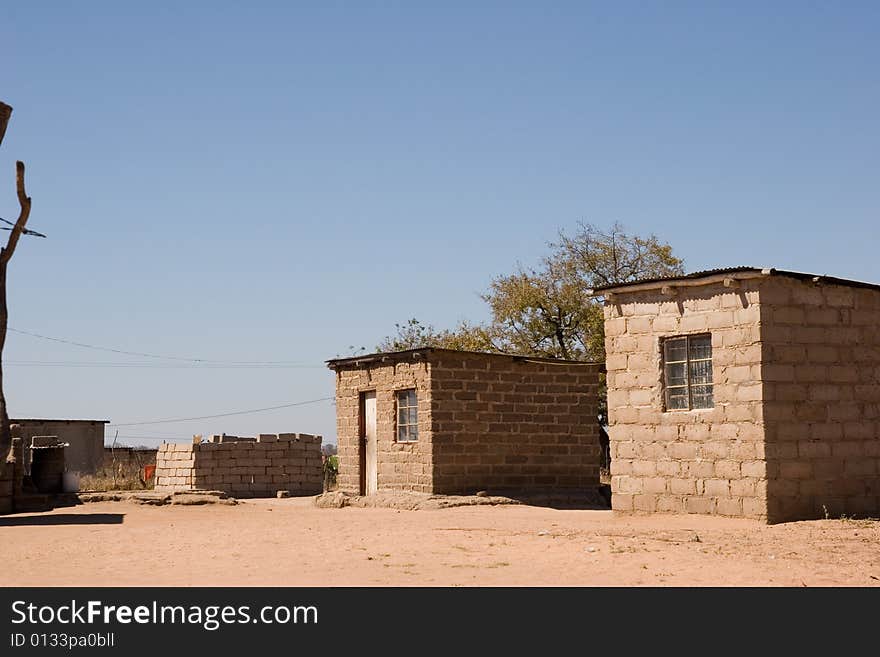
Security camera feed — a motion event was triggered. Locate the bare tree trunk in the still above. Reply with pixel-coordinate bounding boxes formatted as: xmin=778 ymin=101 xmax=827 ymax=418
xmin=0 ymin=103 xmax=10 ymax=469
xmin=0 ymin=103 xmax=11 ymax=147
xmin=0 ymin=264 xmax=8 ymax=459
xmin=0 ymin=101 xmax=33 ymax=470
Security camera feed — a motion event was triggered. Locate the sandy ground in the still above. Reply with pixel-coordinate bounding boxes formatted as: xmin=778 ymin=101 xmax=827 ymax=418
xmin=1 ymin=498 xmax=878 ymax=586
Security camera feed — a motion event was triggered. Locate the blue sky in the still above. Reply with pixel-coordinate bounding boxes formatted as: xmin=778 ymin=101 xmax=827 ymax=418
xmin=1 ymin=2 xmax=877 ymax=445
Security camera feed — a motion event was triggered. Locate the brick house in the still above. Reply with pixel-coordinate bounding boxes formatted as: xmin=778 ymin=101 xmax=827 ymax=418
xmin=12 ymin=418 xmax=109 ymax=475
xmin=594 ymin=267 xmax=880 ymax=523
xmin=326 ymin=348 xmax=601 ymax=498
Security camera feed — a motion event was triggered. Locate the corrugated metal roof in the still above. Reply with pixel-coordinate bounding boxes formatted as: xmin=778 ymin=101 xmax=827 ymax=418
xmin=326 ymin=347 xmax=599 ymax=369
xmin=591 ymin=267 xmax=880 ymax=294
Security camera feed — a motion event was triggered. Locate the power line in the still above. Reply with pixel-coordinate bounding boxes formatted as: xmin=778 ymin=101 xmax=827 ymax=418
xmin=8 ymin=328 xmax=312 ymax=365
xmin=112 ymin=434 xmax=181 ymax=439
xmin=5 ymin=360 xmax=323 ymax=369
xmin=106 ymin=436 xmax=188 ymax=443
xmin=107 ymin=396 xmax=334 ymax=427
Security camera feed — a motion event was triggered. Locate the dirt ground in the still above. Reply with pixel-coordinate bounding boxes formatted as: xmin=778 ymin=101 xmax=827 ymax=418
xmin=1 ymin=498 xmax=878 ymax=586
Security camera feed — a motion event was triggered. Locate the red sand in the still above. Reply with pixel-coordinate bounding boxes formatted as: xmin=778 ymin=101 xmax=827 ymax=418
xmin=2 ymin=498 xmax=877 ymax=586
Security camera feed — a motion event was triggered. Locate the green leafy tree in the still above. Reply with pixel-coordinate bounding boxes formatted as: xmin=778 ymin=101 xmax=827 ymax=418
xmin=379 ymin=222 xmax=684 ymax=365
xmin=486 ymin=221 xmax=684 ymax=361
xmin=482 ymin=256 xmax=596 ymax=360
xmin=553 ymin=221 xmax=684 ymax=290
xmin=376 ymin=318 xmax=495 ymax=353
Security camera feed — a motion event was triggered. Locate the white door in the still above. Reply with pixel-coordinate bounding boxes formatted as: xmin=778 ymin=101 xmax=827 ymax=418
xmin=363 ymin=392 xmax=377 ymax=495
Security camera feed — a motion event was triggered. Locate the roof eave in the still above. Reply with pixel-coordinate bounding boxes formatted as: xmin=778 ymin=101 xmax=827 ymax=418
xmin=589 ymin=269 xmax=771 ymax=297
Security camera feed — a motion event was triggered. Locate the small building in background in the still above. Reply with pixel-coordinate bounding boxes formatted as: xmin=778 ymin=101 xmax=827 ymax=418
xmin=327 ymin=348 xmax=602 ymax=500
xmin=595 ymin=267 xmax=880 ymax=523
xmin=11 ymin=418 xmax=109 ymax=474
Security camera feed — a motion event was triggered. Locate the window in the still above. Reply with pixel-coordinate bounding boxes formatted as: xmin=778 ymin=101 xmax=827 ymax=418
xmin=663 ymin=334 xmax=714 ymax=410
xmin=396 ymin=389 xmax=418 ymax=442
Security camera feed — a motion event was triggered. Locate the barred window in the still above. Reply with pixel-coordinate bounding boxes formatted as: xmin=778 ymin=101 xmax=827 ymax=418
xmin=396 ymin=389 xmax=419 ymax=442
xmin=663 ymin=334 xmax=714 ymax=410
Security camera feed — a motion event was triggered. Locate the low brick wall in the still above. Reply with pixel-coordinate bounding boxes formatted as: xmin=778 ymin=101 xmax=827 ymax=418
xmin=0 ymin=438 xmax=25 ymax=515
xmin=154 ymin=433 xmax=323 ymax=498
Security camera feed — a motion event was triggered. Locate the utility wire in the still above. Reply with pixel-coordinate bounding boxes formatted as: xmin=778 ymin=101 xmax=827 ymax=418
xmin=0 ymin=216 xmax=46 ymax=238
xmin=5 ymin=360 xmax=324 ymax=369
xmin=8 ymin=328 xmax=312 ymax=365
xmin=107 ymin=396 xmax=334 ymax=427
xmin=107 ymin=433 xmax=216 ymax=443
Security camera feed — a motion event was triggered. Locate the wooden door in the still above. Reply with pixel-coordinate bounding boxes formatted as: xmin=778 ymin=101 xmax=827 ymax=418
xmin=361 ymin=391 xmax=377 ymax=495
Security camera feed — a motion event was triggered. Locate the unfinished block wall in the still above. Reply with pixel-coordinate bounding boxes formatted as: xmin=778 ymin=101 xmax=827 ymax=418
xmin=334 ymin=360 xmax=433 ymax=493
xmin=429 ymin=352 xmax=601 ymax=495
xmin=0 ymin=438 xmax=24 ymax=515
xmin=155 ymin=433 xmax=323 ymax=498
xmin=760 ymin=278 xmax=880 ymax=522
xmin=605 ymin=281 xmax=769 ymax=519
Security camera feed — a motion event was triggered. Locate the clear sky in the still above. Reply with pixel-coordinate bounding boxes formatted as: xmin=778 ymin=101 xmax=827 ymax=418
xmin=1 ymin=2 xmax=877 ymax=446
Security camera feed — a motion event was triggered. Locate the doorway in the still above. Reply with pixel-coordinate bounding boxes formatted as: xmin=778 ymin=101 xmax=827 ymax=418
xmin=359 ymin=391 xmax=377 ymax=495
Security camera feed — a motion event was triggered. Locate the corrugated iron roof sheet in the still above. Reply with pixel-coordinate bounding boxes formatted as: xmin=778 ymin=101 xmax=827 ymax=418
xmin=326 ymin=347 xmax=599 ymax=369
xmin=591 ymin=267 xmax=880 ymax=293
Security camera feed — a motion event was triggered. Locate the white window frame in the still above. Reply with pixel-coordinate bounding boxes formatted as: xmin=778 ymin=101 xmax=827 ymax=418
xmin=662 ymin=334 xmax=714 ymax=411
xmin=395 ymin=389 xmax=419 ymax=442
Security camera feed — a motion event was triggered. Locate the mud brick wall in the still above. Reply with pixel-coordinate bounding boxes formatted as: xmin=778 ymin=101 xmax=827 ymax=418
xmin=334 ymin=359 xmax=433 ymax=493
xmin=604 ymin=281 xmax=768 ymax=519
xmin=155 ymin=433 xmax=323 ymax=498
xmin=760 ymin=278 xmax=880 ymax=522
xmin=0 ymin=438 xmax=25 ymax=515
xmin=0 ymin=458 xmax=13 ymax=515
xmin=429 ymin=352 xmax=601 ymax=495
xmin=331 ymin=349 xmax=601 ymax=496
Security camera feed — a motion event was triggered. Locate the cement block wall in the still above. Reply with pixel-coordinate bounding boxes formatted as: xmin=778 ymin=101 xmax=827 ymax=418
xmin=429 ymin=351 xmax=601 ymax=495
xmin=604 ymin=273 xmax=880 ymax=522
xmin=154 ymin=433 xmax=323 ymax=498
xmin=604 ymin=281 xmax=768 ymax=519
xmin=331 ymin=349 xmax=601 ymax=496
xmin=760 ymin=278 xmax=880 ymax=522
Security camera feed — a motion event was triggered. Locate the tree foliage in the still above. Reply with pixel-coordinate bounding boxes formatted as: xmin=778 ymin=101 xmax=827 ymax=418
xmin=378 ymin=222 xmax=684 ymax=364
xmin=376 ymin=318 xmax=494 ymax=353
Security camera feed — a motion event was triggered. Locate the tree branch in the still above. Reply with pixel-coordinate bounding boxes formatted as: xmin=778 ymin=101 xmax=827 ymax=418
xmin=0 ymin=161 xmax=31 ymax=265
xmin=0 ymin=102 xmax=11 ymax=148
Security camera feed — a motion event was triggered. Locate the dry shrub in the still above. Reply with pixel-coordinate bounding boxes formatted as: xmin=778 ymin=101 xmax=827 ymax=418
xmin=79 ymin=451 xmax=155 ymax=492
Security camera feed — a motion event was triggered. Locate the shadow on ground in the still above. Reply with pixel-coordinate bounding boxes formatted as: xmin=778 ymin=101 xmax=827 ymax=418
xmin=0 ymin=513 xmax=125 ymax=527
